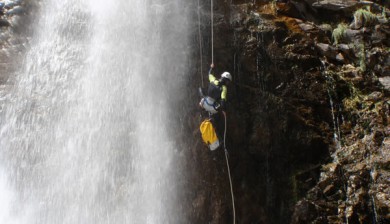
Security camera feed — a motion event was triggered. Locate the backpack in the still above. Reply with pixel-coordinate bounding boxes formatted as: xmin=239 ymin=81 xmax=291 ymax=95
xmin=200 ymin=119 xmax=220 ymax=151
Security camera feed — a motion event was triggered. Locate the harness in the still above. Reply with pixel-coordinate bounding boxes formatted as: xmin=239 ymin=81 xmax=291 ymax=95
xmin=204 ymin=97 xmax=215 ymax=106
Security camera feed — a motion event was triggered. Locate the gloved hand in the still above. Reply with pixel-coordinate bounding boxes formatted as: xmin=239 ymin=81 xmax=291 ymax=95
xmin=209 ymin=63 xmax=214 ymax=74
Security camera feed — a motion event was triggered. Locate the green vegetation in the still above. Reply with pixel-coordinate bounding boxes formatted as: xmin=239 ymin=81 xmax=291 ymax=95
xmin=353 ymin=8 xmax=377 ymax=27
xmin=337 ymin=68 xmax=364 ymax=112
xmin=343 ymin=93 xmax=364 ymax=112
xmin=332 ymin=23 xmax=348 ymax=45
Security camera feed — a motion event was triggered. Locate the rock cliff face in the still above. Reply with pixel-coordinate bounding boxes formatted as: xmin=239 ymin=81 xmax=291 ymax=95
xmin=188 ymin=0 xmax=389 ymax=223
xmin=0 ymin=0 xmax=39 ymax=84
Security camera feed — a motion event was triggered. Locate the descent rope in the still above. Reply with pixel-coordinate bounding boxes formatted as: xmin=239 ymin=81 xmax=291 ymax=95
xmin=197 ymin=0 xmax=204 ymax=87
xmin=211 ymin=0 xmax=214 ymax=65
xmin=223 ymin=112 xmax=236 ymax=224
xmin=201 ymin=1 xmax=236 ymax=222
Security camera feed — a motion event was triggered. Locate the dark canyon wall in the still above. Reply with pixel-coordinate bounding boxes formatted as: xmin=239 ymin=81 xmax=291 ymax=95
xmin=186 ymin=0 xmax=389 ymax=223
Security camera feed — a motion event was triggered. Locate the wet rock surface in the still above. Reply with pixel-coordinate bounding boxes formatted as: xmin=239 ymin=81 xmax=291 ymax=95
xmin=188 ymin=0 xmax=389 ymax=223
xmin=0 ymin=0 xmax=39 ymax=84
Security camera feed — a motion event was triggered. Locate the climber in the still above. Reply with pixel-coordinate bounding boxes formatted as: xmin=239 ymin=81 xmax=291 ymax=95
xmin=199 ymin=63 xmax=232 ymax=115
xmin=199 ymin=64 xmax=232 ymax=142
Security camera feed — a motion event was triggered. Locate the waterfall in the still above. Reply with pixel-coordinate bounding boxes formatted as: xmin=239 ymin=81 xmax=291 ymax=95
xmin=0 ymin=0 xmax=190 ymax=223
xmin=320 ymin=60 xmax=341 ymax=152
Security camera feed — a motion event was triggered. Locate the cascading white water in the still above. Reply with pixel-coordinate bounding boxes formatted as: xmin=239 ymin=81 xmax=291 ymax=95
xmin=0 ymin=0 xmax=190 ymax=223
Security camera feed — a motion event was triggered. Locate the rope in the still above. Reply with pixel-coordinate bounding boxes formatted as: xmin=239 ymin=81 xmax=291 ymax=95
xmin=197 ymin=0 xmax=204 ymax=87
xmin=223 ymin=112 xmax=236 ymax=224
xmin=204 ymin=1 xmax=236 ymax=222
xmin=211 ymin=0 xmax=214 ymax=64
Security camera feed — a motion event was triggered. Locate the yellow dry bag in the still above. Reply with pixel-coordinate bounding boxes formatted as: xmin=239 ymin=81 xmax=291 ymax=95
xmin=200 ymin=119 xmax=220 ymax=151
